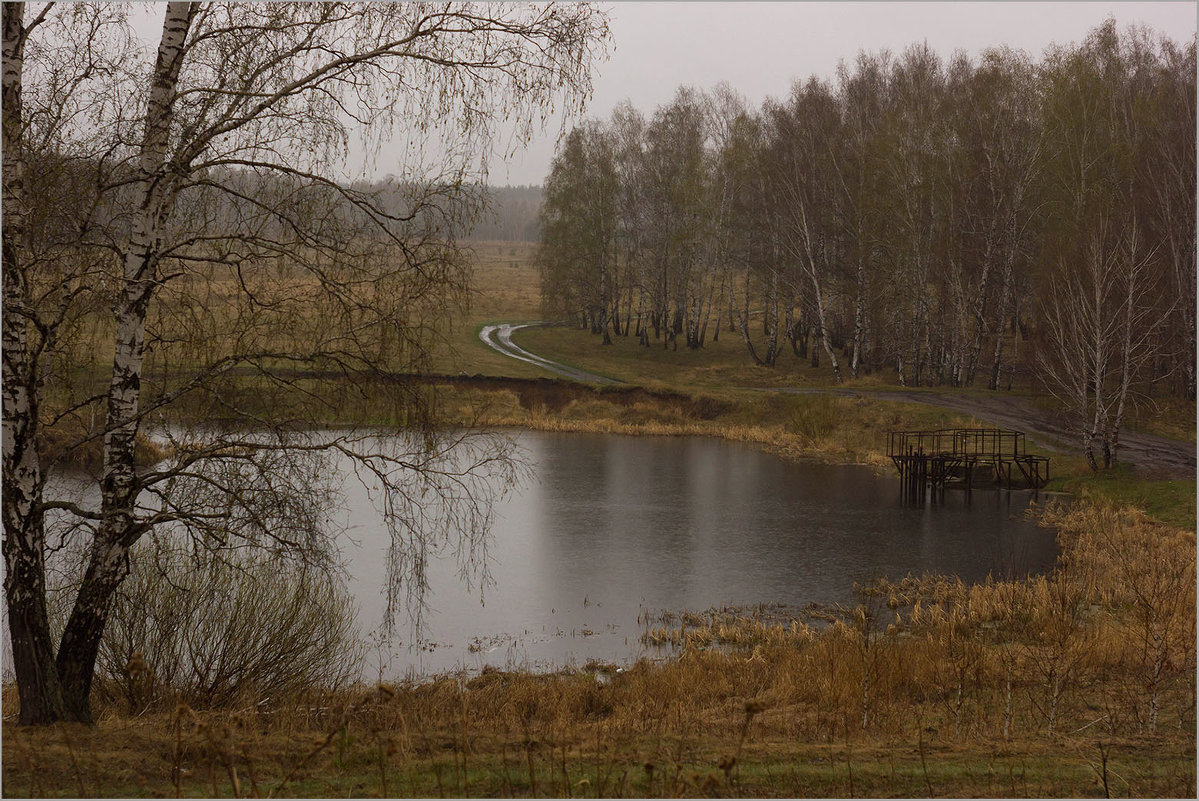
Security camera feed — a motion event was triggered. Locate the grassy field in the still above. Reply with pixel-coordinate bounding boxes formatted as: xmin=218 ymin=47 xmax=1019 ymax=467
xmin=438 ymin=241 xmax=549 ymax=379
xmin=5 ymin=714 xmax=1194 ymax=798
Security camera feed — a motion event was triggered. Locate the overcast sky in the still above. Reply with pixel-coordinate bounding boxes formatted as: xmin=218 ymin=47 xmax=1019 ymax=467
xmin=489 ymin=1 xmax=1197 ymax=186
xmin=124 ymin=2 xmax=1195 ymax=186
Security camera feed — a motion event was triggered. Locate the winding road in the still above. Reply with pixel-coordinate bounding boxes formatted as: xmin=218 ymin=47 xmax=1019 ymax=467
xmin=478 ymin=322 xmax=1195 ymax=479
xmin=478 ymin=323 xmax=620 ymax=384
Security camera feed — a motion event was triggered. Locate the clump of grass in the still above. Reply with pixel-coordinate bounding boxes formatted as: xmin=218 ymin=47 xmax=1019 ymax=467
xmin=640 ymin=605 xmax=816 ymax=651
xmin=37 ymin=413 xmax=171 ymax=473
xmin=788 ymin=395 xmax=843 ymax=444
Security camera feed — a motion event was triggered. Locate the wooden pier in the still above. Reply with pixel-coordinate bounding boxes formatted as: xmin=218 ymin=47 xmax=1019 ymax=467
xmin=887 ymin=429 xmax=1049 ymax=502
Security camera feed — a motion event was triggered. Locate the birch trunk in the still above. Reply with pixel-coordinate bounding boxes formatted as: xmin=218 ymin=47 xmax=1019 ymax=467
xmin=731 ymin=268 xmax=763 ymax=365
xmin=850 ymin=256 xmax=865 ymax=378
xmin=55 ymin=1 xmax=196 ymax=723
xmin=599 ymin=252 xmax=611 ymax=345
xmin=988 ymin=253 xmax=1015 ymax=391
xmin=791 ymin=205 xmax=841 ymax=381
xmin=2 ymin=0 xmax=68 ymax=726
xmin=810 ymin=271 xmax=841 ymax=382
xmin=764 ymin=267 xmax=780 ymax=366
xmin=711 ymin=267 xmax=724 ymax=343
xmin=964 ymin=231 xmax=995 ymax=386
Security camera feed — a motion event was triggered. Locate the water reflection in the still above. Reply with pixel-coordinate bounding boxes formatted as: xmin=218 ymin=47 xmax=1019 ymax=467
xmin=345 ymin=432 xmax=1058 ymax=679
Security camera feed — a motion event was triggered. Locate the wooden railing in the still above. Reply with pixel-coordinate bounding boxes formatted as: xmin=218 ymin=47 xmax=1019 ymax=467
xmin=887 ymin=428 xmax=1049 ymax=500
xmin=887 ymin=429 xmax=1028 ymax=460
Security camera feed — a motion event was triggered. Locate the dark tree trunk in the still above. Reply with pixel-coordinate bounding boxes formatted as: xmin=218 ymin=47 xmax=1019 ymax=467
xmin=786 ymin=318 xmax=803 ymax=358
xmin=56 ymin=535 xmax=133 ymax=723
xmin=3 ymin=0 xmax=67 ymax=726
xmin=3 ymin=508 xmax=66 ymax=725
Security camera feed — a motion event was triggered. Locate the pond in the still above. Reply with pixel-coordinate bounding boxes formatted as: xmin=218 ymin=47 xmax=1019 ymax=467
xmin=344 ymin=431 xmax=1058 ymax=679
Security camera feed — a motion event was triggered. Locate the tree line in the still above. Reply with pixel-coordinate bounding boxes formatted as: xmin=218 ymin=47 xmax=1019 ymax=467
xmin=339 ymin=180 xmax=542 ymax=242
xmin=470 ymin=185 xmax=542 ymax=241
xmin=537 ymin=21 xmax=1195 ymax=465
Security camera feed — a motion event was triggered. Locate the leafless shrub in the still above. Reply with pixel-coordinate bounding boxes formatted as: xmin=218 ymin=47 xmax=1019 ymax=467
xmin=53 ymin=541 xmax=362 ymax=712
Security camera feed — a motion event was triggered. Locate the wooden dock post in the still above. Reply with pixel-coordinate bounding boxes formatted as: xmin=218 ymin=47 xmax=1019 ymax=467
xmin=888 ymin=428 xmax=1049 ymax=503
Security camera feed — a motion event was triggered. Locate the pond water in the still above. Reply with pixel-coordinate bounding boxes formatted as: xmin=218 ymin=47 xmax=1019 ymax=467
xmin=344 ymin=431 xmax=1058 ymax=680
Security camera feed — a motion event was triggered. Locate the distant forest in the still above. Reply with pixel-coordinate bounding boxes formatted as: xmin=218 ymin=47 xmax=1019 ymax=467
xmin=535 ymin=21 xmax=1196 ymax=425
xmin=473 ymin=185 xmax=543 ymax=241
xmin=328 ymin=181 xmax=542 ymax=241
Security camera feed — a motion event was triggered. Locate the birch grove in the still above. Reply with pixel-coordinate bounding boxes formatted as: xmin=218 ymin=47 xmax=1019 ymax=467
xmin=538 ymin=20 xmax=1194 ymax=440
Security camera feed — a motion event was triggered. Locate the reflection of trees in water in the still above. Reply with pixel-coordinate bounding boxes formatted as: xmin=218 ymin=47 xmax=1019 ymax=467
xmin=22 ymin=429 xmax=525 ymax=695
xmin=525 ymin=434 xmax=1056 ymax=622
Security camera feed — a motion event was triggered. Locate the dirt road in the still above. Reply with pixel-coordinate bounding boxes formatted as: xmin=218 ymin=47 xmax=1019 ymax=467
xmin=477 ymin=322 xmax=1194 ymax=479
xmin=478 ymin=323 xmax=620 ymax=385
xmin=769 ymin=386 xmax=1195 ymax=480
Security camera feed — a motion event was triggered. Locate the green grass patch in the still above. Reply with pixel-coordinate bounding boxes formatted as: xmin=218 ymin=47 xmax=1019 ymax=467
xmin=1048 ymin=462 xmax=1197 ymax=528
xmin=511 ymin=323 xmax=849 ymax=393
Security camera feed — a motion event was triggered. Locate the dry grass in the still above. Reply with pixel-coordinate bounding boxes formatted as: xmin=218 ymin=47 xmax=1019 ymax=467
xmin=435 ymin=378 xmax=983 ymax=469
xmin=5 ymin=499 xmax=1195 ymax=798
xmin=36 ymin=412 xmax=172 ymax=474
xmin=463 ymin=241 xmax=542 ymax=322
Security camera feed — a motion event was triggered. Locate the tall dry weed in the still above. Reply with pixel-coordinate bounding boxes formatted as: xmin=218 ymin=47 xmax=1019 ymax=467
xmin=1041 ymin=501 xmax=1197 ymax=732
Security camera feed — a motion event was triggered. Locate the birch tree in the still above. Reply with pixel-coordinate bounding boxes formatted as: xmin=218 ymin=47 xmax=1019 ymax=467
xmin=3 ymin=0 xmax=609 ymax=725
xmin=948 ymin=47 xmax=1042 ymax=389
xmin=834 ymin=51 xmax=891 ymax=378
xmin=538 ymin=122 xmax=620 ymax=340
xmin=720 ymin=107 xmax=781 ymax=366
xmin=1037 ymin=21 xmax=1173 ymax=468
xmin=641 ymin=88 xmax=711 ymax=350
xmin=3 ymin=0 xmax=61 ymax=728
xmin=1141 ymin=36 xmax=1196 ymax=400
xmin=881 ymin=44 xmax=949 ymax=387
xmin=768 ymin=78 xmax=845 ymax=382
xmin=610 ymin=101 xmax=648 ymax=341
xmin=1040 ymin=222 xmax=1164 ymax=469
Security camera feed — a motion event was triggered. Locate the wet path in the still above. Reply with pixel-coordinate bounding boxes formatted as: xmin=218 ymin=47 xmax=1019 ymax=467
xmin=479 ymin=323 xmax=619 ymax=384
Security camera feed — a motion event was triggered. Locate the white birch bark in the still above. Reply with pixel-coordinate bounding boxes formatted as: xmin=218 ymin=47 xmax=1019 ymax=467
xmin=2 ymin=0 xmax=67 ymax=725
xmin=56 ymin=2 xmax=198 ymax=723
xmin=789 ymin=202 xmax=842 ymax=382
